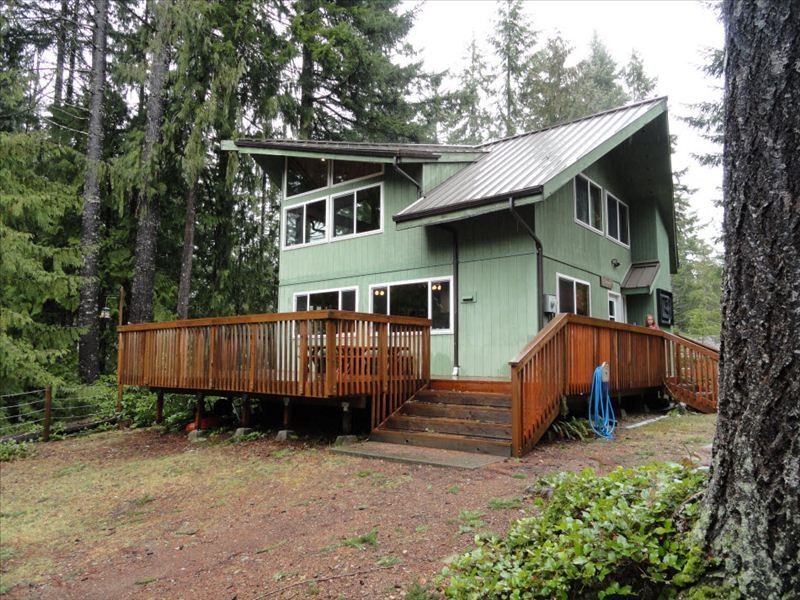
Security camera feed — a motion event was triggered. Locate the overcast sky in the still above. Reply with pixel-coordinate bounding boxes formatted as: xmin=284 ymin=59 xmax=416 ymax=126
xmin=404 ymin=0 xmax=724 ymax=246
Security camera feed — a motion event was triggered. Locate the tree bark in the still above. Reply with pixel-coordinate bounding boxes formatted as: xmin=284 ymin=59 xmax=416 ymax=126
xmin=53 ymin=0 xmax=69 ymax=107
xmin=128 ymin=0 xmax=172 ymax=324
xmin=176 ymin=183 xmax=197 ymax=320
xmin=65 ymin=0 xmax=79 ymax=105
xmin=703 ymin=1 xmax=800 ymax=596
xmin=297 ymin=0 xmax=316 ymax=140
xmin=77 ymin=0 xmax=108 ymax=383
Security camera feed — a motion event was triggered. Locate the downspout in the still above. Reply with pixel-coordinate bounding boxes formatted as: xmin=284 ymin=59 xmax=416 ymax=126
xmin=439 ymin=224 xmax=460 ymax=376
xmin=392 ymin=156 xmax=421 ymax=197
xmin=508 ymin=198 xmax=544 ymax=331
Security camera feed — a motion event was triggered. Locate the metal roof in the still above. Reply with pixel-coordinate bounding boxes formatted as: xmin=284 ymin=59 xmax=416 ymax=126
xmin=232 ymin=138 xmax=481 ymax=160
xmin=394 ymin=97 xmax=667 ymax=222
xmin=621 ymin=260 xmax=661 ymax=292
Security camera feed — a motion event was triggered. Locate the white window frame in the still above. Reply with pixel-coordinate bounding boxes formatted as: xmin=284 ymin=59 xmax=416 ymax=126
xmin=605 ymin=191 xmax=630 ymax=248
xmin=556 ymin=272 xmax=592 ymax=317
xmin=283 ymin=156 xmax=384 ymax=201
xmin=281 ymin=182 xmax=384 ymax=250
xmin=368 ymin=276 xmax=454 ymax=335
xmin=573 ymin=173 xmax=604 ymax=235
xmin=607 ymin=291 xmax=625 ymax=323
xmin=329 ymin=181 xmax=384 ymax=242
xmin=293 ymin=286 xmax=359 ymax=312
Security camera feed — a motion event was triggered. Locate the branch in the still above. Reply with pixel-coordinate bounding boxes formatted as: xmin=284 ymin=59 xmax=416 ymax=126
xmin=256 ymin=565 xmax=396 ymax=599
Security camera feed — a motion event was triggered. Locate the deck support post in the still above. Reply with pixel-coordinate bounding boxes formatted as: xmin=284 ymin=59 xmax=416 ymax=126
xmin=242 ymin=393 xmax=251 ymax=427
xmin=155 ymin=390 xmax=164 ymax=424
xmin=283 ymin=397 xmax=291 ymax=428
xmin=341 ymin=401 xmax=351 ymax=435
xmin=195 ymin=393 xmax=205 ymax=430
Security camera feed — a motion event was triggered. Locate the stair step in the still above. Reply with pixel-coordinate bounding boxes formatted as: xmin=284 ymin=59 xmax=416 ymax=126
xmin=430 ymin=379 xmax=512 ymax=395
xmin=384 ymin=415 xmax=511 ymax=440
xmin=414 ymin=389 xmax=511 ymax=408
xmin=370 ymin=429 xmax=511 ymax=457
xmin=401 ymin=401 xmax=511 ymax=424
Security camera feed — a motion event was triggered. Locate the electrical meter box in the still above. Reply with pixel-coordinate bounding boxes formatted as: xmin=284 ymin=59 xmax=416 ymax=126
xmin=543 ymin=294 xmax=558 ymax=314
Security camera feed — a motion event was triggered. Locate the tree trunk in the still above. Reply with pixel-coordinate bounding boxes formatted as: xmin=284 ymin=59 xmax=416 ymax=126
xmin=77 ymin=0 xmax=108 ymax=383
xmin=53 ymin=0 xmax=69 ymax=107
xmin=65 ymin=0 xmax=79 ymax=105
xmin=298 ymin=40 xmax=314 ymax=139
xmin=703 ymin=1 xmax=800 ymax=596
xmin=128 ymin=0 xmax=172 ymax=324
xmin=176 ymin=183 xmax=197 ymax=320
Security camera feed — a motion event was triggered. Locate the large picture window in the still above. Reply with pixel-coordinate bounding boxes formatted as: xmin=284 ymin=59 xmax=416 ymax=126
xmin=606 ymin=192 xmax=630 ymax=246
xmin=557 ymin=274 xmax=591 ymax=316
xmin=332 ymin=184 xmax=381 ymax=238
xmin=574 ymin=174 xmax=603 ymax=232
xmin=370 ymin=278 xmax=452 ymax=332
xmin=294 ymin=287 xmax=357 ymax=312
xmin=284 ymin=198 xmax=327 ymax=247
xmin=286 ymin=156 xmax=328 ymax=197
xmin=333 ymin=160 xmax=381 ymax=185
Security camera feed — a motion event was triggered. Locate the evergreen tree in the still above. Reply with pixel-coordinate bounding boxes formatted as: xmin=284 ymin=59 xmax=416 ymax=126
xmin=520 ymin=35 xmax=577 ymax=129
xmin=622 ymin=50 xmax=657 ymax=101
xmin=572 ymin=33 xmax=629 ymax=116
xmin=683 ymin=46 xmax=724 ymax=167
xmin=441 ymin=37 xmax=493 ymax=145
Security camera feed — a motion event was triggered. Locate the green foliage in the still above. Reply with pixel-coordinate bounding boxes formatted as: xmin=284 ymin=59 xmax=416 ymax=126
xmin=547 ymin=416 xmax=590 ymax=442
xmin=442 ymin=464 xmax=713 ymax=599
xmin=342 ymin=528 xmax=378 ymax=549
xmin=488 ymin=497 xmax=522 ymax=510
xmin=0 ymin=440 xmax=32 ymax=462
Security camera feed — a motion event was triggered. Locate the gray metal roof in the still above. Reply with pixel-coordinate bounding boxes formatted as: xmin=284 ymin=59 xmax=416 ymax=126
xmin=233 ymin=138 xmax=481 ymax=160
xmin=621 ymin=260 xmax=661 ymax=291
xmin=394 ymin=97 xmax=667 ymax=222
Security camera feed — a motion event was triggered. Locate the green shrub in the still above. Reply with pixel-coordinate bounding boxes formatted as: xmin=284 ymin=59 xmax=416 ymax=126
xmin=547 ymin=416 xmax=591 ymax=442
xmin=442 ymin=464 xmax=712 ymax=599
xmin=0 ymin=440 xmax=32 ymax=462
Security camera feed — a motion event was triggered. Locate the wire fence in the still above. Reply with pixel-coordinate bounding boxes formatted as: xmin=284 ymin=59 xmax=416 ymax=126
xmin=0 ymin=386 xmax=118 ymax=442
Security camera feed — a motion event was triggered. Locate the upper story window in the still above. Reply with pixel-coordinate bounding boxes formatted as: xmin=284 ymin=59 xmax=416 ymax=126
xmin=574 ymin=174 xmax=603 ymax=232
xmin=333 ymin=185 xmax=381 ymax=238
xmin=370 ymin=277 xmax=452 ymax=333
xmin=285 ymin=198 xmax=327 ymax=247
xmin=286 ymin=156 xmax=382 ymax=198
xmin=606 ymin=192 xmax=630 ymax=246
xmin=295 ymin=287 xmax=357 ymax=311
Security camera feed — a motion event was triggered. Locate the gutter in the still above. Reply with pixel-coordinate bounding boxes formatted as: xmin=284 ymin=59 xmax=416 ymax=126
xmin=508 ymin=198 xmax=545 ymax=331
xmin=438 ymin=224 xmax=460 ymax=375
xmin=392 ymin=156 xmax=422 ymax=198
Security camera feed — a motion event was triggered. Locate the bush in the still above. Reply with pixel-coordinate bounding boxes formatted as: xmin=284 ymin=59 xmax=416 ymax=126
xmin=442 ymin=464 xmax=712 ymax=599
xmin=0 ymin=440 xmax=32 ymax=462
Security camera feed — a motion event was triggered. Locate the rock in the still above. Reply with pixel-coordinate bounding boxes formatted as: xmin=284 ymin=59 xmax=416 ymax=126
xmin=232 ymin=428 xmax=253 ymax=440
xmin=334 ymin=435 xmax=358 ymax=446
xmin=187 ymin=430 xmax=207 ymax=443
xmin=275 ymin=430 xmax=295 ymax=442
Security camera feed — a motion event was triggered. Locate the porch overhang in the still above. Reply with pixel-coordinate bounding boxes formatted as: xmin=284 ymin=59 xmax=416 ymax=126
xmin=393 ymin=191 xmax=543 ymax=230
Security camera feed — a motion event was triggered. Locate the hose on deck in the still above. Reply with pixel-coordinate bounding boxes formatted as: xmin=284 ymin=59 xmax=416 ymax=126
xmin=588 ymin=363 xmax=615 ymax=439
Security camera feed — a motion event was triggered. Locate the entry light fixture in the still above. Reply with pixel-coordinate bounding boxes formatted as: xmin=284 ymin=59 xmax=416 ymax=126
xmin=611 ymin=258 xmax=621 ymax=268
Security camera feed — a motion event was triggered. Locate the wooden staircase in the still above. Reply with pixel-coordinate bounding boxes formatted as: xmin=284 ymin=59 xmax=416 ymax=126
xmin=370 ymin=379 xmax=513 ymax=456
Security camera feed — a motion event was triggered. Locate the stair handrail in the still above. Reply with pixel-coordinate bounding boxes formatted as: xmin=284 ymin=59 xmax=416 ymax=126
xmin=660 ymin=329 xmax=719 ymax=413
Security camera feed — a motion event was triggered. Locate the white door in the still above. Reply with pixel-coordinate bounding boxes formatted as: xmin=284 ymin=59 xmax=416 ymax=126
xmin=608 ymin=292 xmax=625 ymax=323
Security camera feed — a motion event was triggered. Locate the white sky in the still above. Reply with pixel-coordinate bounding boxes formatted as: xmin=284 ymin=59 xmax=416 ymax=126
xmin=404 ymin=0 xmax=724 ymax=246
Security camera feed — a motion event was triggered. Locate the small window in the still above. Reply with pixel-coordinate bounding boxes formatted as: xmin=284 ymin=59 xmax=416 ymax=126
xmin=390 ymin=282 xmax=429 ymax=319
xmin=333 ymin=160 xmax=381 ymax=184
xmin=372 ymin=286 xmax=388 ymax=314
xmin=295 ymin=287 xmax=358 ymax=312
xmin=285 ymin=206 xmax=304 ymax=246
xmin=557 ymin=274 xmax=591 ymax=316
xmin=305 ymin=199 xmax=327 ymax=243
xmin=370 ymin=278 xmax=453 ymax=331
xmin=606 ymin=192 xmax=630 ymax=246
xmin=574 ymin=175 xmax=603 ymax=232
xmin=284 ymin=199 xmax=328 ymax=247
xmin=341 ymin=289 xmax=356 ymax=311
xmin=332 ymin=185 xmax=381 ymax=238
xmin=286 ymin=156 xmax=328 ymax=197
xmin=431 ymin=280 xmax=450 ymax=330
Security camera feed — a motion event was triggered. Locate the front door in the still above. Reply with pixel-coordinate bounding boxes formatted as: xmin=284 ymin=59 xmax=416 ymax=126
xmin=608 ymin=292 xmax=625 ymax=323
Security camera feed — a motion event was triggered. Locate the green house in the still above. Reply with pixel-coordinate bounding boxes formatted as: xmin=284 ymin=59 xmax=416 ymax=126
xmin=222 ymin=97 xmax=676 ymax=380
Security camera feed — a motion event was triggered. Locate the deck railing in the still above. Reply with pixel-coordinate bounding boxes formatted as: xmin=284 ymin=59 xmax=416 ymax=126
xmin=117 ymin=310 xmax=431 ymax=429
xmin=509 ymin=314 xmax=719 ymax=456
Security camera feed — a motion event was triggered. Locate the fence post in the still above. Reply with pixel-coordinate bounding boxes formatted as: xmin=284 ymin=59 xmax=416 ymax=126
xmin=42 ymin=385 xmax=52 ymax=442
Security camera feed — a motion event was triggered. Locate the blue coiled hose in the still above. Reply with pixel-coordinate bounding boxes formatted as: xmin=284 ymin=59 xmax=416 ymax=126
xmin=588 ymin=364 xmax=615 ymax=439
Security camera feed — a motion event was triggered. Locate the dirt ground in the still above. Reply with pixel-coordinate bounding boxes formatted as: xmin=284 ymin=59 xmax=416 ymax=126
xmin=0 ymin=412 xmax=716 ymax=600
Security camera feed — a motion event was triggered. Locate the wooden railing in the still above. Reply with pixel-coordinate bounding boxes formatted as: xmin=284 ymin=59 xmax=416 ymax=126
xmin=509 ymin=314 xmax=719 ymax=456
xmin=117 ymin=310 xmax=431 ymax=430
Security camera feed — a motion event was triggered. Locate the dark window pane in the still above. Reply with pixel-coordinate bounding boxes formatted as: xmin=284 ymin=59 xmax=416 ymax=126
xmin=558 ymin=277 xmax=575 ymax=313
xmin=431 ymin=280 xmax=450 ymax=330
xmin=341 ymin=289 xmax=356 ymax=311
xmin=286 ymin=156 xmax=327 ymax=196
xmin=305 ymin=199 xmax=326 ymax=243
xmin=308 ymin=291 xmax=338 ymax=310
xmin=619 ymin=203 xmax=629 ymax=245
xmin=575 ymin=176 xmax=589 ymax=225
xmin=356 ymin=185 xmax=381 ymax=233
xmin=607 ymin=195 xmax=619 ymax=240
xmin=285 ymin=206 xmax=303 ymax=246
xmin=333 ymin=193 xmax=355 ymax=237
xmin=608 ymin=299 xmax=616 ymax=321
xmin=296 ymin=295 xmax=308 ymax=311
xmin=576 ymin=282 xmax=590 ymax=316
xmin=390 ymin=282 xmax=428 ymax=319
xmin=372 ymin=287 xmax=388 ymax=314
xmin=590 ymin=183 xmax=603 ymax=230
xmin=333 ymin=160 xmax=381 ymax=184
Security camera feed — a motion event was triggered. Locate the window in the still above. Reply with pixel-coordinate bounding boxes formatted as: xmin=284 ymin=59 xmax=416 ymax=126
xmin=370 ymin=278 xmax=452 ymax=332
xmin=333 ymin=160 xmax=381 ymax=184
xmin=332 ymin=184 xmax=381 ymax=238
xmin=608 ymin=291 xmax=624 ymax=323
xmin=284 ymin=199 xmax=327 ymax=247
xmin=557 ymin=274 xmax=591 ymax=316
xmin=294 ymin=287 xmax=358 ymax=312
xmin=286 ymin=156 xmax=328 ymax=197
xmin=574 ymin=174 xmax=603 ymax=232
xmin=606 ymin=192 xmax=630 ymax=246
